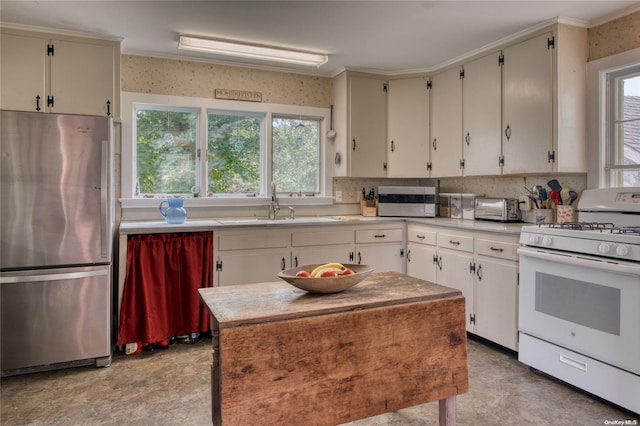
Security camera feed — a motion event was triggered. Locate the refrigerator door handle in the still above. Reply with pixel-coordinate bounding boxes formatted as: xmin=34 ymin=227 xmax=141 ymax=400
xmin=101 ymin=139 xmax=109 ymax=259
xmin=1 ymin=268 xmax=108 ymax=284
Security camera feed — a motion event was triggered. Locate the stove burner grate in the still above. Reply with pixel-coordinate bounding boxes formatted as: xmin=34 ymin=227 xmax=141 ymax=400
xmin=542 ymin=222 xmax=640 ymax=236
xmin=545 ymin=222 xmax=615 ymax=230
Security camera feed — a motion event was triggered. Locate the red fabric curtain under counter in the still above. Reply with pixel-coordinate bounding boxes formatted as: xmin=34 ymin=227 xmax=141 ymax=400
xmin=117 ymin=231 xmax=213 ymax=345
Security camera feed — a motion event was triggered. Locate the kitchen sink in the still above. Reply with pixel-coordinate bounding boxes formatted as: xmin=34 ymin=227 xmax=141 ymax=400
xmin=216 ymin=216 xmax=338 ymax=225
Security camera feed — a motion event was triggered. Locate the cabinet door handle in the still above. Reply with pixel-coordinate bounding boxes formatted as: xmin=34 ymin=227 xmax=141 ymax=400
xmin=352 ymin=138 xmax=356 ymax=151
xmin=490 ymin=246 xmax=504 ymax=252
xmin=449 ymin=240 xmax=460 ymax=246
xmin=437 ymin=256 xmax=443 ymax=270
xmin=465 ymin=132 xmax=470 ymax=146
xmin=416 ymin=234 xmax=425 ymax=240
xmin=406 ymin=249 xmax=411 ymax=262
xmin=391 ymin=140 xmax=395 ymax=152
xmin=374 ymin=234 xmax=386 ymax=238
xmin=477 ymin=264 xmax=483 ymax=280
xmin=281 ymin=257 xmax=286 ymax=271
xmin=505 ymin=125 xmax=511 ymax=141
xmin=294 ymin=256 xmax=299 ymax=267
xmin=36 ymin=95 xmax=41 ymax=112
xmin=106 ymin=100 xmax=111 ymax=116
xmin=432 ymin=138 xmax=437 ymax=151
xmin=349 ymin=251 xmax=354 ymax=262
xmin=357 ymin=252 xmax=362 ymax=264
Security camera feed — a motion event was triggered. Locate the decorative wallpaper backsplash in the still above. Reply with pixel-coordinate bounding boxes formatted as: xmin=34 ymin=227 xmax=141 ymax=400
xmin=333 ymin=174 xmax=587 ymax=205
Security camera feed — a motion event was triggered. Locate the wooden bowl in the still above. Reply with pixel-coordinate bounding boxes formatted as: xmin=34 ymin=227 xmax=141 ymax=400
xmin=277 ymin=264 xmax=373 ymax=294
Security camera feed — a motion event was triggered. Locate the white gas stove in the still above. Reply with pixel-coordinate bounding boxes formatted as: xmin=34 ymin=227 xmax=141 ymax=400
xmin=517 ymin=187 xmax=640 ymax=414
xmin=520 ymin=186 xmax=640 ymax=261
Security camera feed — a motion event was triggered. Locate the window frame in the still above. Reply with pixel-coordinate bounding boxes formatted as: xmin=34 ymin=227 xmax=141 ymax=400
xmin=606 ymin=64 xmax=640 ymax=187
xmin=120 ymin=92 xmax=333 ymax=209
xmin=586 ymin=47 xmax=640 ymax=189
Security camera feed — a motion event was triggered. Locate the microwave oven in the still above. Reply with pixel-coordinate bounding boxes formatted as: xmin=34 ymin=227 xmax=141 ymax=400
xmin=377 ymin=186 xmax=436 ymax=217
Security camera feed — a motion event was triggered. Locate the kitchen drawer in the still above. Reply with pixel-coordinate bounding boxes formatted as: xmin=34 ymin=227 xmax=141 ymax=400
xmin=518 ymin=333 xmax=640 ymax=414
xmin=407 ymin=225 xmax=437 ymax=246
xmin=217 ymin=230 xmax=290 ymax=251
xmin=292 ymin=229 xmax=354 ymax=247
xmin=438 ymin=232 xmax=473 ymax=253
xmin=476 ymin=238 xmax=519 ymax=261
xmin=355 ymin=228 xmax=403 ymax=244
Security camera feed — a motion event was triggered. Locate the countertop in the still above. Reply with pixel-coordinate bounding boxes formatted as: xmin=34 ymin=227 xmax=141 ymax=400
xmin=119 ymin=216 xmax=526 ymax=235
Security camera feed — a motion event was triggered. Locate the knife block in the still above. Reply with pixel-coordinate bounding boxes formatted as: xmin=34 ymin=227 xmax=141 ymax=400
xmin=360 ymin=199 xmax=378 ymax=217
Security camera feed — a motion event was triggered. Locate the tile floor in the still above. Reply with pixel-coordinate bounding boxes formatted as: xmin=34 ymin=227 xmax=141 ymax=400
xmin=1 ymin=337 xmax=637 ymax=425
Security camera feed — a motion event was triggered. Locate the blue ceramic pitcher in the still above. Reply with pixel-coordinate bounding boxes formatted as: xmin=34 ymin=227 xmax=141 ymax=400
xmin=159 ymin=198 xmax=187 ymax=224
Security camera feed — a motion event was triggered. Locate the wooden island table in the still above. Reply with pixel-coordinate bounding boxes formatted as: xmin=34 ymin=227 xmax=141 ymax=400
xmin=198 ymin=271 xmax=469 ymax=426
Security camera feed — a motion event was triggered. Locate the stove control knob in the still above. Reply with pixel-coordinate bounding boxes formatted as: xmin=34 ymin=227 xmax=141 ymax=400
xmin=542 ymin=236 xmax=553 ymax=246
xmin=598 ymin=243 xmax=611 ymax=254
xmin=528 ymin=234 xmax=541 ymax=244
xmin=616 ymin=245 xmax=629 ymax=256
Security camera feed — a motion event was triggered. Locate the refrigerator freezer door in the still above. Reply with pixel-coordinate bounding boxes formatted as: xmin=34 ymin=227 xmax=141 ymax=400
xmin=1 ymin=265 xmax=111 ymax=373
xmin=1 ymin=110 xmax=111 ymax=269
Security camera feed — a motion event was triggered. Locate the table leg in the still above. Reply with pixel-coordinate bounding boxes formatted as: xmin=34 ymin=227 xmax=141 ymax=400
xmin=438 ymin=396 xmax=456 ymax=426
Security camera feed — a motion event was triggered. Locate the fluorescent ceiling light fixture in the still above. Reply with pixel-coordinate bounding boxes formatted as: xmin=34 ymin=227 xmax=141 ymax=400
xmin=178 ymin=35 xmax=328 ymax=67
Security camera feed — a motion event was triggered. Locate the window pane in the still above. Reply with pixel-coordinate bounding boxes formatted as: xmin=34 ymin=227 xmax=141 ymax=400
xmin=272 ymin=118 xmax=320 ymax=193
xmin=612 ymin=169 xmax=640 ymax=187
xmin=621 ymin=121 xmax=640 ymax=166
xmin=207 ymin=113 xmax=261 ymax=194
xmin=136 ymin=109 xmax=197 ymax=195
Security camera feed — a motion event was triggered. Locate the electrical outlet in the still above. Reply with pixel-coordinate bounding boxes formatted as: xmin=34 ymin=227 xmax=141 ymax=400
xmin=335 ymin=191 xmax=342 ymax=203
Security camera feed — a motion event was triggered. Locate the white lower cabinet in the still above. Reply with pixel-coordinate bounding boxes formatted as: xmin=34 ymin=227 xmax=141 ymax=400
xmin=216 ymin=222 xmax=405 ymax=286
xmin=474 ymin=256 xmax=518 ymax=349
xmin=406 ymin=225 xmax=437 ymax=282
xmin=292 ymin=228 xmax=354 ymax=267
xmin=215 ymin=229 xmax=290 ymax=286
xmin=405 ymin=223 xmax=519 ymax=351
xmin=217 ymin=250 xmax=289 ymax=286
xmin=437 ymin=248 xmax=475 ymax=333
xmin=355 ymin=228 xmax=405 ymax=273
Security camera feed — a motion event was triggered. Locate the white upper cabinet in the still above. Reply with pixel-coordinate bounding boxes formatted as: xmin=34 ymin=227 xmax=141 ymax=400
xmin=1 ymin=32 xmax=47 ymax=112
xmin=50 ymin=39 xmax=117 ymax=117
xmin=462 ymin=52 xmax=503 ymax=176
xmin=430 ymin=66 xmax=463 ymax=177
xmin=0 ymin=28 xmax=120 ymax=117
xmin=348 ymin=75 xmax=388 ymax=177
xmin=501 ymin=32 xmax=554 ymax=174
xmin=500 ymin=26 xmax=588 ymax=174
xmin=387 ymin=77 xmax=430 ymax=177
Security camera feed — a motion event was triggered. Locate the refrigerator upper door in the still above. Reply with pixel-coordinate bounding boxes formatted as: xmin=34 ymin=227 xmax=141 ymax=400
xmin=1 ymin=110 xmax=111 ymax=269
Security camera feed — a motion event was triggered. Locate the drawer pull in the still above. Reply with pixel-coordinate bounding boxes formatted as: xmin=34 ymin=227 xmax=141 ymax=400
xmin=449 ymin=240 xmax=460 ymax=246
xmin=374 ymin=234 xmax=386 ymax=238
xmin=416 ymin=234 xmax=425 ymax=240
xmin=559 ymin=354 xmax=587 ymax=372
xmin=490 ymin=246 xmax=504 ymax=252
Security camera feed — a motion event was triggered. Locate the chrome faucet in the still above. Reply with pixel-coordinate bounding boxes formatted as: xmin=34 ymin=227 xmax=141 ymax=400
xmin=268 ymin=181 xmax=280 ymax=219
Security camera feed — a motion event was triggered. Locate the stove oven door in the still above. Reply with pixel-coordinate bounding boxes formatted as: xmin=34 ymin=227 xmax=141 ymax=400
xmin=517 ymin=246 xmax=640 ymax=375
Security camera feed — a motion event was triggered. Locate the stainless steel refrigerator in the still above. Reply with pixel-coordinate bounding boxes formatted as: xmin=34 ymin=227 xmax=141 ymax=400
xmin=1 ymin=110 xmax=113 ymax=375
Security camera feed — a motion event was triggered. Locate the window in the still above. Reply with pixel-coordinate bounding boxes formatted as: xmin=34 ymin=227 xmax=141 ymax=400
xmin=207 ymin=111 xmax=262 ymax=195
xmin=134 ymin=106 xmax=199 ymax=196
xmin=608 ymin=65 xmax=640 ymax=187
xmin=123 ymin=92 xmax=331 ymax=203
xmin=272 ymin=116 xmax=320 ymax=194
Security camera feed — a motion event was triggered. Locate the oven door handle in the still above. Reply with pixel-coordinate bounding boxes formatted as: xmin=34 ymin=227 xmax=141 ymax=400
xmin=517 ymin=247 xmax=640 ymax=276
